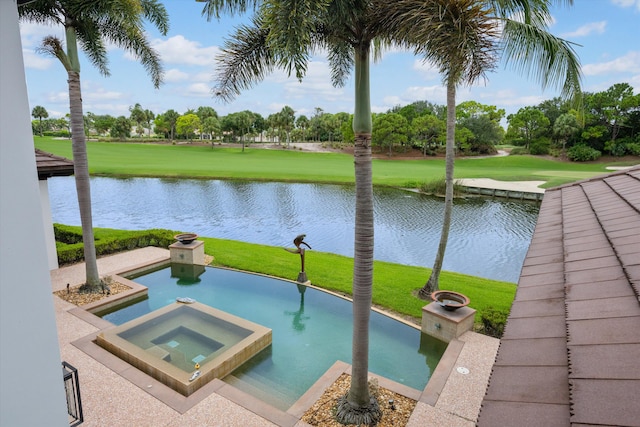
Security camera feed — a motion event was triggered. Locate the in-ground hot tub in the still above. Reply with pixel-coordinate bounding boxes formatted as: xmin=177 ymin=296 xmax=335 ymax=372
xmin=96 ymin=301 xmax=272 ymax=396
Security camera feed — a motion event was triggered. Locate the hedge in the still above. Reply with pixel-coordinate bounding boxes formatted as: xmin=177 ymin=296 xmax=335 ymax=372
xmin=54 ymin=224 xmax=176 ymax=265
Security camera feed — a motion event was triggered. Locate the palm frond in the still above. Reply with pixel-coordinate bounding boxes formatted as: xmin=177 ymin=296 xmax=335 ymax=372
xmin=326 ymin=40 xmax=353 ymax=87
xmin=100 ymin=16 xmax=164 ymax=87
xmin=261 ymin=0 xmax=333 ymax=80
xmin=74 ymin=19 xmax=110 ymax=76
xmin=380 ymin=0 xmax=499 ymax=86
xmin=140 ymin=0 xmax=170 ymax=35
xmin=214 ymin=16 xmax=274 ymax=102
xmin=500 ymin=18 xmax=582 ymax=99
xmin=18 ymin=0 xmax=63 ymax=25
xmin=200 ymin=0 xmax=261 ymax=20
xmin=37 ymin=35 xmax=73 ymax=71
xmin=489 ymin=0 xmax=551 ymax=26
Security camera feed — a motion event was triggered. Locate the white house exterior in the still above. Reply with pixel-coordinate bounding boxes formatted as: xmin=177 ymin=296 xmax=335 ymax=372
xmin=0 ymin=1 xmax=69 ymax=425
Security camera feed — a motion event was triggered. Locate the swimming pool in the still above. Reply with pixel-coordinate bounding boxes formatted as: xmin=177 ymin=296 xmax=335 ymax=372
xmin=98 ymin=265 xmax=447 ymax=410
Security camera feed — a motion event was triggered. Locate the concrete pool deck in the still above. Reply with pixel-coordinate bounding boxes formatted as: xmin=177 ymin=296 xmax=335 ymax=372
xmin=51 ymin=247 xmax=499 ymax=426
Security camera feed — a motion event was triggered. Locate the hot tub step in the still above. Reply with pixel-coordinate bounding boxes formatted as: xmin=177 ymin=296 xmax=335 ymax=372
xmin=224 ymin=374 xmax=291 ymax=410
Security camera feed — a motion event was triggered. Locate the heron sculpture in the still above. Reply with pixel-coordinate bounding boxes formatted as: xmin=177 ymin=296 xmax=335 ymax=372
xmin=284 ymin=234 xmax=312 ymax=283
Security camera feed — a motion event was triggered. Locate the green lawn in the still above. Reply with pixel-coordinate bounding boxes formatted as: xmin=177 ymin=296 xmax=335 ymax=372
xmin=41 ymin=136 xmax=633 ymax=331
xmin=34 ymin=136 xmax=634 ymax=188
xmin=54 ymin=224 xmax=515 ymax=326
xmin=202 ymin=236 xmax=516 ymax=325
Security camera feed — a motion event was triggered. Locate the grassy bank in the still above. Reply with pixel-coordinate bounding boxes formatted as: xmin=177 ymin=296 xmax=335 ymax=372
xmin=56 ymin=225 xmax=516 ymax=328
xmin=202 ymin=236 xmax=516 ymax=324
xmin=34 ymin=136 xmax=634 ymax=188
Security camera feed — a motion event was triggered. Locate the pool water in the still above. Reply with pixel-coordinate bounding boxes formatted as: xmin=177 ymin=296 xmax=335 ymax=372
xmin=100 ymin=266 xmax=447 ymax=410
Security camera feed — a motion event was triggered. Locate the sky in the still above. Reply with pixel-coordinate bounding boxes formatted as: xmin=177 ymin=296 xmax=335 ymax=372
xmin=19 ymin=0 xmax=640 ymax=123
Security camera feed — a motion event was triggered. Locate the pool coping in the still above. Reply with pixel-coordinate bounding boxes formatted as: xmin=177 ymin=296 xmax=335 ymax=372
xmin=72 ymin=325 xmax=464 ymax=426
xmin=66 ymin=258 xmax=466 ymax=425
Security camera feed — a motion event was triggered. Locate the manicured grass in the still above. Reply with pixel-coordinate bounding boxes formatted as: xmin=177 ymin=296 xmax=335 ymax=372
xmin=61 ymin=227 xmax=515 ymax=325
xmin=203 ymin=236 xmax=515 ymax=324
xmin=34 ymin=136 xmax=633 ymax=188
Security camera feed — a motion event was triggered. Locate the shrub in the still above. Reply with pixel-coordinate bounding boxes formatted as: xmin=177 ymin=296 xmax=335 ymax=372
xmin=627 ymin=142 xmax=640 ymax=156
xmin=54 ymin=223 xmax=83 ymax=244
xmin=54 ymin=224 xmax=176 ymax=265
xmin=609 ymin=139 xmax=640 ymax=156
xmin=419 ymin=177 xmax=463 ymax=196
xmin=529 ymin=138 xmax=550 ymax=155
xmin=509 ymin=147 xmax=528 ymax=155
xmin=567 ymin=144 xmax=601 ymax=162
xmin=43 ymin=130 xmax=71 ymax=138
xmin=481 ymin=306 xmax=509 ymax=338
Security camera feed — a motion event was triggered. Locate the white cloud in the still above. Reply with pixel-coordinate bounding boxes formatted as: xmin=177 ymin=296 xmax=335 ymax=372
xmin=84 ymin=103 xmax=130 ymax=116
xmin=82 ymin=88 xmax=124 ymax=102
xmin=22 ymin=49 xmax=54 ymax=70
xmin=164 ymin=68 xmax=190 ymax=82
xmin=267 ymin=103 xmax=287 ymax=113
xmin=611 ymin=0 xmax=640 ymax=12
xmin=46 ymin=91 xmax=69 ymax=103
xmin=281 ymin=61 xmax=345 ymax=101
xmin=403 ymin=85 xmax=447 ymax=104
xmin=583 ymin=51 xmax=640 ymax=75
xmin=77 ymin=80 xmax=125 ymax=102
xmin=192 ymin=72 xmax=214 ymax=83
xmin=184 ymin=82 xmax=214 ymax=97
xmin=19 ymin=21 xmax=65 ymax=47
xmin=412 ymin=60 xmax=440 ymax=81
xmin=19 ymin=22 xmax=65 ymax=70
xmin=151 ymin=35 xmax=220 ymax=66
xmin=382 ymin=95 xmax=405 ymax=107
xmin=475 ymin=89 xmax=546 ymax=113
xmin=561 ymin=21 xmax=607 ymax=38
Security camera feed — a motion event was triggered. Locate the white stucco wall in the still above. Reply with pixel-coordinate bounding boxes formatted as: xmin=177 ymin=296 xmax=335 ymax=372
xmin=40 ymin=180 xmax=60 ymax=270
xmin=0 ymin=1 xmax=69 ymax=426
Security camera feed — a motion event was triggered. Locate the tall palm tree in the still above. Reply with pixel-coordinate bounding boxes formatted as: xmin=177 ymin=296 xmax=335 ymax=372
xmin=383 ymin=0 xmax=581 ymax=297
xmin=31 ymin=105 xmax=49 ymax=136
xmin=199 ymin=0 xmax=401 ymax=422
xmin=19 ymin=0 xmax=169 ymax=291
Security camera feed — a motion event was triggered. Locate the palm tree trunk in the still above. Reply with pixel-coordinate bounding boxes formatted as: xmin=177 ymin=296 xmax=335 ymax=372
xmin=350 ymin=131 xmax=374 ymax=403
xmin=68 ymin=70 xmax=100 ymax=289
xmin=336 ymin=44 xmax=381 ymax=426
xmin=420 ymin=80 xmax=456 ymax=299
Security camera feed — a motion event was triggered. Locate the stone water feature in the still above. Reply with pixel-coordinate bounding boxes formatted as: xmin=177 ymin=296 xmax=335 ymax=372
xmin=422 ymin=291 xmax=475 ymax=343
xmin=170 ymin=233 xmax=205 ymax=266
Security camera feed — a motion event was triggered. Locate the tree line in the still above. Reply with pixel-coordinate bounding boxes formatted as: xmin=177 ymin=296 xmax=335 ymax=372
xmin=33 ymin=81 xmax=639 ymax=161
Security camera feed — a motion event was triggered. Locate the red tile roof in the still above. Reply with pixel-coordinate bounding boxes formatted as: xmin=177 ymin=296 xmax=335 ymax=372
xmin=478 ymin=166 xmax=640 ymax=427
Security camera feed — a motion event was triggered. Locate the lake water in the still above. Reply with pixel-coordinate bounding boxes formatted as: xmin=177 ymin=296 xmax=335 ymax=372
xmin=47 ymin=176 xmax=539 ymax=282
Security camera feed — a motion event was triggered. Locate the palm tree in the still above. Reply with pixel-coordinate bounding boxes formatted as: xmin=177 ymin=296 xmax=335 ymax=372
xmin=129 ymin=103 xmax=147 ymax=137
xmin=199 ymin=0 xmax=404 ymax=422
xmin=164 ymin=109 xmax=180 ymax=141
xmin=383 ymin=0 xmax=581 ymax=297
xmin=553 ymin=112 xmax=580 ymax=157
xmin=279 ymin=106 xmax=295 ymax=148
xmin=31 ymin=105 xmax=49 ymax=137
xmin=19 ymin=0 xmax=169 ymax=291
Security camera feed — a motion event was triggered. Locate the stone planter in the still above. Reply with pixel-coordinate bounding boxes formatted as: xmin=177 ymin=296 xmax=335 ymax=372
xmin=174 ymin=233 xmax=198 ymax=244
xmin=431 ymin=290 xmax=470 ymax=312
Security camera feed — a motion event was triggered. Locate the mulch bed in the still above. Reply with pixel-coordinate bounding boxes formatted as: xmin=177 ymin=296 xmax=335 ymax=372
xmin=53 ymin=281 xmax=131 ymax=306
xmin=301 ymin=374 xmax=417 ymax=426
